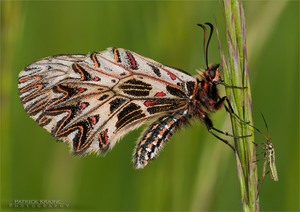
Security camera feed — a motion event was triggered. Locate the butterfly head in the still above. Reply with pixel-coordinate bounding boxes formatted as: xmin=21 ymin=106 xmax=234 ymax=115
xmin=197 ymin=23 xmax=222 ymax=84
xmin=205 ymin=64 xmax=220 ymax=82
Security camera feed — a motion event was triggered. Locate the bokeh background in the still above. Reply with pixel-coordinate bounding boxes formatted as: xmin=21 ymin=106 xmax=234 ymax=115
xmin=1 ymin=1 xmax=298 ymax=211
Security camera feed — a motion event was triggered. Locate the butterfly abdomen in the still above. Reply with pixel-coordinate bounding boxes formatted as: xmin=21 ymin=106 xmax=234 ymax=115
xmin=133 ymin=110 xmax=189 ymax=169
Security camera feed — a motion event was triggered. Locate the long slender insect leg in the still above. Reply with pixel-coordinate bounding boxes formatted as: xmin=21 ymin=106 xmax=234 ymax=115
xmin=202 ymin=110 xmax=250 ymax=139
xmin=216 ymin=96 xmax=250 ymax=125
xmin=203 ymin=115 xmax=235 ymax=151
xmin=211 ymin=126 xmax=250 ymax=139
xmin=256 ymin=160 xmax=268 ymax=199
xmin=133 ymin=110 xmax=189 ymax=169
xmin=208 ymin=130 xmax=235 ymax=152
xmin=216 ymin=80 xmax=247 ymax=89
xmin=225 ymin=97 xmax=250 ymax=124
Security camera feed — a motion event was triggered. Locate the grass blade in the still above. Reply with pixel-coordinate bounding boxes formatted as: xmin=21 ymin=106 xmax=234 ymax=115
xmin=219 ymin=0 xmax=259 ymax=211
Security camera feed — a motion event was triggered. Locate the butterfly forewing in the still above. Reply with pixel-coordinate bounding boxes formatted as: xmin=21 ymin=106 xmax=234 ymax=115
xmin=18 ymin=48 xmax=197 ymax=156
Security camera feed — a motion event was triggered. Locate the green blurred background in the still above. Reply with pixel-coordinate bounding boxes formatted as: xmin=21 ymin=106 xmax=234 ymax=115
xmin=1 ymin=1 xmax=298 ymax=211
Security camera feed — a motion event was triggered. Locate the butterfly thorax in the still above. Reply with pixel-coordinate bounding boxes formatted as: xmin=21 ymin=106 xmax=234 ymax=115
xmin=194 ymin=64 xmax=221 ymax=113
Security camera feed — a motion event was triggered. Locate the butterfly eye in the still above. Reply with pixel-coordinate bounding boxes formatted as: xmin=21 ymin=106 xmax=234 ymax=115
xmin=209 ymin=69 xmax=216 ymax=79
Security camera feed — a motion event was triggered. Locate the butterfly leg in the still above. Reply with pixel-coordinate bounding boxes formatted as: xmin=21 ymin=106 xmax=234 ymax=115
xmin=133 ymin=110 xmax=189 ymax=169
xmin=202 ymin=114 xmax=236 ymax=152
xmin=216 ymin=96 xmax=250 ymax=125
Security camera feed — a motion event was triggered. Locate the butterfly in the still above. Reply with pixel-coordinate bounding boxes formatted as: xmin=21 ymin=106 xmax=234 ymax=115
xmin=18 ymin=23 xmax=236 ymax=168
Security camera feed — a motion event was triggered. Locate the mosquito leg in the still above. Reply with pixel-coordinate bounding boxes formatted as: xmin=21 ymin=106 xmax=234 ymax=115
xmin=256 ymin=160 xmax=269 ymax=199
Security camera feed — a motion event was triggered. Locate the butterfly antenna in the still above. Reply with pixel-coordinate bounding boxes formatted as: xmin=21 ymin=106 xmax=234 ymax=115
xmin=197 ymin=23 xmax=209 ymax=70
xmin=205 ymin=22 xmax=214 ymax=69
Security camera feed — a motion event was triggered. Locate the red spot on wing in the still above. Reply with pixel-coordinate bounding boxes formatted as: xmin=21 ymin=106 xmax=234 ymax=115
xmin=80 ymin=102 xmax=88 ymax=109
xmin=102 ymin=129 xmax=109 ymax=144
xmin=167 ymin=72 xmax=177 ymax=80
xmin=155 ymin=91 xmax=166 ymax=97
xmin=93 ymin=76 xmax=100 ymax=81
xmin=126 ymin=51 xmax=137 ymax=69
xmin=77 ymin=87 xmax=86 ymax=93
xmin=90 ymin=116 xmax=97 ymax=125
xmin=144 ymin=100 xmax=157 ymax=107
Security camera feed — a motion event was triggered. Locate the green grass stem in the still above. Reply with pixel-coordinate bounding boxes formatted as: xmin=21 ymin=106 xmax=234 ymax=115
xmin=220 ymin=0 xmax=259 ymax=211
